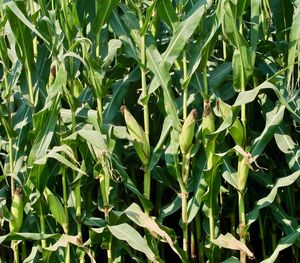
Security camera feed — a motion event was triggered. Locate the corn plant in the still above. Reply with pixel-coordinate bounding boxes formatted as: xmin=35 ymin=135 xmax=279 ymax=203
xmin=1 ymin=0 xmax=300 ymax=262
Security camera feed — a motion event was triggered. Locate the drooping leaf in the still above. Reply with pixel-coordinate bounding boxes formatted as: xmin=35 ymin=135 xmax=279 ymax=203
xmin=108 ymin=223 xmax=156 ymax=262
xmin=246 ymin=170 xmax=300 ymax=227
xmin=212 ymin=233 xmax=254 ymax=259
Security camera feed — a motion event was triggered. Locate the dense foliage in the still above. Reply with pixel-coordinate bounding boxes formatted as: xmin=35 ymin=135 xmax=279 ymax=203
xmin=0 ymin=0 xmax=300 ymax=262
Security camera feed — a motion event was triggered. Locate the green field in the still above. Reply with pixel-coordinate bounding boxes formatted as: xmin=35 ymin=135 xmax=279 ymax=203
xmin=1 ymin=0 xmax=300 ymax=262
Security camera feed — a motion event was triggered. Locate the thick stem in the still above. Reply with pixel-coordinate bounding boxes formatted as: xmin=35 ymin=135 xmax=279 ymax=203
xmin=209 ymin=204 xmax=215 ymax=241
xmin=258 ymin=215 xmax=266 ymax=259
xmin=203 ymin=53 xmax=209 ymax=96
xmin=21 ymin=241 xmax=27 ymax=261
xmin=107 ymin=235 xmax=112 ymax=263
xmin=29 ymin=0 xmax=37 ymax=58
xmin=239 ymin=65 xmax=248 ymax=263
xmin=25 ymin=64 xmax=34 ymax=109
xmin=65 ymin=244 xmax=70 ymax=263
xmin=223 ymin=40 xmax=227 ymax=61
xmin=190 ymin=228 xmax=196 ymax=260
xmin=196 ymin=215 xmax=204 ymax=261
xmin=9 ymin=137 xmax=14 ymax=197
xmin=208 ymin=164 xmax=218 ymax=262
xmin=271 ymin=223 xmax=276 ymax=252
xmin=62 ymin=167 xmax=70 ymax=263
xmin=182 ymin=50 xmax=188 ymax=120
xmin=238 ymin=191 xmax=246 ymax=263
xmin=71 ymin=110 xmax=83 ymax=242
xmin=182 ymin=191 xmax=188 ymax=256
xmin=96 ymin=97 xmax=103 ymax=130
xmin=4 ymin=67 xmax=14 ymax=196
xmin=39 ymin=199 xmax=46 ymax=249
xmin=12 ymin=241 xmax=19 ymax=263
xmin=140 ymin=20 xmax=151 ymax=210
xmin=75 ymin=184 xmax=82 ymax=235
xmin=62 ymin=167 xmax=69 ymax=230
xmin=181 ymin=153 xmax=190 ymax=257
xmin=144 ymin=167 xmax=151 ymax=204
xmin=140 ymin=35 xmax=149 ymax=141
xmin=208 ymin=207 xmax=215 ymax=263
xmin=96 ymin=35 xmax=100 ymax=59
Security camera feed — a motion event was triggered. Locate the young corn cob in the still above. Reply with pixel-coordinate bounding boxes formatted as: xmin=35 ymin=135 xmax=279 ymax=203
xmin=202 ymin=100 xmax=215 ymax=169
xmin=47 ymin=63 xmax=57 ymax=89
xmin=179 ymin=109 xmax=197 ymax=154
xmin=121 ymin=105 xmax=150 ymax=166
xmin=218 ymin=99 xmax=244 ymax=146
xmin=44 ymin=187 xmax=68 ymax=233
xmin=237 ymin=149 xmax=250 ymax=192
xmin=9 ymin=187 xmax=24 ymax=232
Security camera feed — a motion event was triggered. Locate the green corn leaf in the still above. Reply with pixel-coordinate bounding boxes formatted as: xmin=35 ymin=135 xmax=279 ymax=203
xmin=251 ymin=104 xmax=285 ymax=161
xmin=159 ymin=196 xmax=182 ymax=222
xmin=233 ymin=81 xmax=300 ymax=123
xmin=111 ymin=156 xmax=153 ymax=211
xmin=5 ymin=1 xmax=49 ymax=45
xmin=28 ymin=94 xmax=60 ymax=166
xmin=157 ymin=0 xmax=179 ymax=30
xmin=223 ymin=0 xmax=253 ymax=90
xmin=124 ymin=203 xmax=187 ymax=262
xmin=103 ymin=67 xmax=140 ymax=122
xmin=148 ymin=0 xmax=208 ymax=97
xmin=5 ymin=2 xmax=33 ymax=68
xmin=287 ymin=0 xmax=300 ymax=89
xmin=0 ymin=233 xmax=59 ymax=244
xmin=108 ymin=223 xmax=156 ymax=262
xmin=222 ymin=257 xmax=240 ymax=263
xmin=110 ymin=9 xmax=140 ymax=60
xmin=162 ymin=0 xmax=206 ymax=68
xmin=146 ymin=44 xmax=180 ymax=131
xmin=274 ymin=122 xmax=300 ymax=172
xmin=212 ymin=233 xmax=254 ymax=259
xmin=270 ymin=203 xmax=299 ymax=235
xmin=187 ymin=153 xmax=207 ymax=223
xmin=246 ymin=170 xmax=300 ymax=227
xmin=23 ymin=246 xmax=38 ymax=263
xmin=185 ymin=0 xmax=226 ymax=87
xmin=92 ymin=0 xmax=119 ymax=34
xmin=165 ymin=129 xmax=180 ymax=179
xmin=140 ymin=0 xmax=159 ymax=36
xmin=149 ymin=116 xmax=172 ymax=171
xmin=261 ymin=227 xmax=300 ymax=263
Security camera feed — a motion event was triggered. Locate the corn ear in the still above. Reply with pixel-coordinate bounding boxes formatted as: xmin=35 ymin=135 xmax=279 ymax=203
xmin=48 ymin=64 xmax=56 ymax=87
xmin=237 ymin=155 xmax=250 ymax=192
xmin=202 ymin=100 xmax=215 ymax=138
xmin=179 ymin=109 xmax=197 ymax=154
xmin=44 ymin=187 xmax=68 ymax=232
xmin=202 ymin=100 xmax=216 ymax=169
xmin=9 ymin=187 xmax=23 ymax=232
xmin=218 ymin=99 xmax=244 ymax=146
xmin=121 ymin=106 xmax=150 ymax=166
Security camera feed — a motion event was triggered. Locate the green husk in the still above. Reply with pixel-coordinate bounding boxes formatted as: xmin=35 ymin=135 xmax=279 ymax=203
xmin=179 ymin=109 xmax=197 ymax=154
xmin=237 ymin=152 xmax=250 ymax=192
xmin=218 ymin=99 xmax=244 ymax=146
xmin=121 ymin=106 xmax=150 ymax=166
xmin=202 ymin=100 xmax=216 ymax=169
xmin=44 ymin=187 xmax=68 ymax=233
xmin=9 ymin=187 xmax=24 ymax=232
